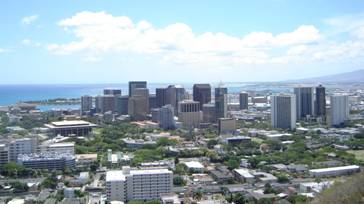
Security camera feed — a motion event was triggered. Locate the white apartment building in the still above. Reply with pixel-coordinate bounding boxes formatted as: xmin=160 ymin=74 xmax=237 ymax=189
xmin=7 ymin=137 xmax=38 ymax=161
xmin=106 ymin=166 xmax=173 ymax=202
xmin=330 ymin=95 xmax=349 ymax=126
xmin=39 ymin=142 xmax=75 ymax=155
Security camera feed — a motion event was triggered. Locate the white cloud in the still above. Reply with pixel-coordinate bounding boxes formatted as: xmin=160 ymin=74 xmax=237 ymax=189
xmin=47 ymin=11 xmax=364 ymax=66
xmin=21 ymin=15 xmax=39 ymax=25
xmin=22 ymin=39 xmax=32 ymax=45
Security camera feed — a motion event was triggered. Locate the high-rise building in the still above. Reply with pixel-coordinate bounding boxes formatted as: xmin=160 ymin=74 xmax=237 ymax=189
xmin=0 ymin=144 xmax=8 ymax=167
xmin=159 ymin=105 xmax=175 ymax=130
xmin=202 ymin=103 xmax=216 ymax=123
xmin=271 ymin=94 xmax=296 ymax=130
xmin=294 ymin=87 xmax=314 ymax=120
xmin=149 ymin=94 xmax=157 ymax=110
xmin=215 ymin=87 xmax=228 ymax=120
xmin=330 ymin=95 xmax=349 ymax=126
xmin=218 ymin=118 xmax=236 ymax=135
xmin=239 ymin=92 xmax=249 ymax=110
xmin=115 ymin=96 xmax=129 ymax=115
xmin=193 ymin=84 xmax=211 ymax=108
xmin=315 ymin=85 xmax=326 ymax=118
xmin=178 ymin=100 xmax=201 ymax=128
xmin=104 ymin=89 xmax=122 ymax=96
xmin=106 ymin=166 xmax=173 ymax=202
xmin=95 ymin=95 xmax=116 ymax=113
xmin=128 ymin=88 xmax=149 ymax=121
xmin=156 ymin=88 xmax=167 ymax=108
xmin=129 ymin=81 xmax=147 ymax=97
xmin=81 ymin=95 xmax=93 ymax=115
xmin=166 ymin=85 xmax=186 ymax=115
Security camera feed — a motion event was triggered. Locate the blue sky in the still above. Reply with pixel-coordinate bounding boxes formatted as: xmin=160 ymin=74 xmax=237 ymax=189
xmin=0 ymin=0 xmax=364 ymax=84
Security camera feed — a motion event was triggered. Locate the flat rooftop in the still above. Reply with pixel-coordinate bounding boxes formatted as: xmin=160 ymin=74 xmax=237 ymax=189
xmin=309 ymin=165 xmax=360 ymax=173
xmin=106 ymin=168 xmax=172 ymax=182
xmin=45 ymin=120 xmax=97 ymax=129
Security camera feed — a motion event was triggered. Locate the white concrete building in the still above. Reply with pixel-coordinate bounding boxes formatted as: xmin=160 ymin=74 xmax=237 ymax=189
xmin=233 ymin=168 xmax=255 ymax=183
xmin=106 ymin=166 xmax=173 ymax=202
xmin=330 ymin=95 xmax=349 ymax=126
xmin=39 ymin=142 xmax=75 ymax=155
xmin=309 ymin=165 xmax=360 ymax=177
xmin=183 ymin=161 xmax=204 ymax=173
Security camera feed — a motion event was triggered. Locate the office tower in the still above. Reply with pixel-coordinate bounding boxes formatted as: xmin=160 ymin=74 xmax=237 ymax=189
xmin=315 ymin=85 xmax=326 ymax=118
xmin=128 ymin=88 xmax=149 ymax=121
xmin=106 ymin=166 xmax=173 ymax=202
xmin=218 ymin=118 xmax=236 ymax=135
xmin=156 ymin=88 xmax=167 ymax=108
xmin=129 ymin=81 xmax=147 ymax=97
xmin=95 ymin=95 xmax=116 ymax=113
xmin=239 ymin=92 xmax=249 ymax=110
xmin=178 ymin=100 xmax=201 ymax=128
xmin=159 ymin=105 xmax=175 ymax=130
xmin=193 ymin=84 xmax=211 ymax=108
xmin=202 ymin=103 xmax=216 ymax=123
xmin=271 ymin=94 xmax=296 ymax=130
xmin=166 ymin=85 xmax=186 ymax=115
xmin=294 ymin=87 xmax=314 ymax=120
xmin=81 ymin=95 xmax=93 ymax=115
xmin=215 ymin=87 xmax=228 ymax=120
xmin=104 ymin=89 xmax=122 ymax=96
xmin=149 ymin=94 xmax=157 ymax=110
xmin=330 ymin=95 xmax=349 ymax=126
xmin=7 ymin=137 xmax=38 ymax=162
xmin=151 ymin=108 xmax=160 ymax=123
xmin=115 ymin=96 xmax=129 ymax=115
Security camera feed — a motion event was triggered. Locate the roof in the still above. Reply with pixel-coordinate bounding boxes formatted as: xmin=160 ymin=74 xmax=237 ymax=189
xmin=51 ymin=120 xmax=91 ymax=126
xmin=309 ymin=165 xmax=360 ymax=173
xmin=49 ymin=142 xmax=75 ymax=148
xmin=234 ymin=168 xmax=254 ymax=178
xmin=106 ymin=168 xmax=172 ymax=182
xmin=184 ymin=161 xmax=204 ymax=169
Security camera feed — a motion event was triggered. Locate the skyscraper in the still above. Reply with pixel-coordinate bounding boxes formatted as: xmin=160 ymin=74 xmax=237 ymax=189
xmin=294 ymin=87 xmax=314 ymax=120
xmin=149 ymin=94 xmax=157 ymax=110
xmin=128 ymin=88 xmax=149 ymax=121
xmin=166 ymin=85 xmax=186 ymax=115
xmin=159 ymin=105 xmax=175 ymax=130
xmin=330 ymin=95 xmax=349 ymax=127
xmin=239 ymin=92 xmax=249 ymax=110
xmin=128 ymin=81 xmax=147 ymax=97
xmin=193 ymin=84 xmax=211 ymax=108
xmin=104 ymin=89 xmax=122 ymax=96
xmin=202 ymin=103 xmax=216 ymax=123
xmin=81 ymin=95 xmax=93 ymax=115
xmin=215 ymin=87 xmax=228 ymax=120
xmin=156 ymin=88 xmax=167 ymax=108
xmin=315 ymin=85 xmax=326 ymax=118
xmin=115 ymin=96 xmax=129 ymax=115
xmin=95 ymin=95 xmax=116 ymax=113
xmin=271 ymin=94 xmax=296 ymax=130
xmin=178 ymin=100 xmax=202 ymax=128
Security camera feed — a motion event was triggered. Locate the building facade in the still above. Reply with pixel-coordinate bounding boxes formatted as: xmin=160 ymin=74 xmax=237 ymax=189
xmin=271 ymin=94 xmax=296 ymax=130
xmin=81 ymin=95 xmax=93 ymax=115
xmin=159 ymin=105 xmax=175 ymax=130
xmin=294 ymin=87 xmax=314 ymax=120
xmin=106 ymin=167 xmax=173 ymax=202
xmin=129 ymin=81 xmax=147 ymax=97
xmin=215 ymin=87 xmax=228 ymax=120
xmin=178 ymin=100 xmax=202 ymax=129
xmin=193 ymin=84 xmax=211 ymax=108
xmin=315 ymin=85 xmax=326 ymax=118
xmin=330 ymin=95 xmax=349 ymax=126
xmin=239 ymin=92 xmax=249 ymax=110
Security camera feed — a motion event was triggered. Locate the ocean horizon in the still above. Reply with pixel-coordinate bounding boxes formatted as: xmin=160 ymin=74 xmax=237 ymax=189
xmin=0 ymin=83 xmax=291 ymax=107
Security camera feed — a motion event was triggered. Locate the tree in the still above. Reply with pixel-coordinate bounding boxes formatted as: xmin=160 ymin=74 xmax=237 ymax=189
xmin=277 ymin=174 xmax=290 ymax=183
xmin=41 ymin=174 xmax=58 ymax=189
xmin=173 ymin=176 xmax=186 ymax=186
xmin=263 ymin=183 xmax=275 ymax=194
xmin=10 ymin=181 xmax=28 ymax=193
xmin=227 ymin=158 xmax=239 ymax=170
xmin=232 ymin=193 xmax=246 ymax=204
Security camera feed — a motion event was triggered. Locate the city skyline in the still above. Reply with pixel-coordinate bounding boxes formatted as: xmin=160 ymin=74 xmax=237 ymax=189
xmin=1 ymin=0 xmax=364 ymax=84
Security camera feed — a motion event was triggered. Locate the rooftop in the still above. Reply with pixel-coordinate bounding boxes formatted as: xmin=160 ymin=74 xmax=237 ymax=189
xmin=309 ymin=165 xmax=360 ymax=173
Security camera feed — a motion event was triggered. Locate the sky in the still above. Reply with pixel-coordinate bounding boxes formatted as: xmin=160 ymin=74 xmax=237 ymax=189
xmin=0 ymin=0 xmax=364 ymax=84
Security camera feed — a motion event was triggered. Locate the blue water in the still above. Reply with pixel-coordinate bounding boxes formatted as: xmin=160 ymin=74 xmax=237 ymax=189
xmin=0 ymin=83 xmax=291 ymax=108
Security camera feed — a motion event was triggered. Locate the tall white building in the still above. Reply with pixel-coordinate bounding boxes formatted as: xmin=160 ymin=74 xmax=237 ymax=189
xmin=81 ymin=95 xmax=93 ymax=115
xmin=330 ymin=95 xmax=349 ymax=126
xmin=271 ymin=94 xmax=296 ymax=130
xmin=39 ymin=142 xmax=75 ymax=155
xmin=158 ymin=105 xmax=175 ymax=130
xmin=106 ymin=166 xmax=173 ymax=202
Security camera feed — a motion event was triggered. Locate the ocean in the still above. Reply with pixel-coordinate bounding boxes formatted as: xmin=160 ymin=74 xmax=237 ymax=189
xmin=0 ymin=83 xmax=292 ymax=110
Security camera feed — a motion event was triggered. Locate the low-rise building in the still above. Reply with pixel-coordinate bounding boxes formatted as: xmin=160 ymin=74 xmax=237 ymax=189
xmin=17 ymin=152 xmax=75 ymax=170
xmin=183 ymin=161 xmax=204 ymax=173
xmin=309 ymin=165 xmax=360 ymax=177
xmin=45 ymin=120 xmax=97 ymax=136
xmin=233 ymin=168 xmax=255 ymax=183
